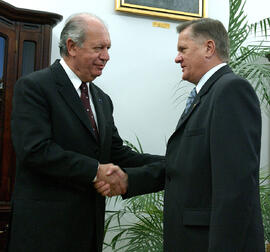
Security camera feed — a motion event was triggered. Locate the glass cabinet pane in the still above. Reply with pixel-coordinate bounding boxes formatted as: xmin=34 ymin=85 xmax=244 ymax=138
xmin=0 ymin=36 xmax=5 ymax=81
xmin=22 ymin=41 xmax=36 ymax=76
xmin=0 ymin=36 xmax=5 ymax=179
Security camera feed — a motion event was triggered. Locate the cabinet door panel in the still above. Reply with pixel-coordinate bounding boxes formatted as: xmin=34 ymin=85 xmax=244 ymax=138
xmin=0 ymin=22 xmax=16 ymax=202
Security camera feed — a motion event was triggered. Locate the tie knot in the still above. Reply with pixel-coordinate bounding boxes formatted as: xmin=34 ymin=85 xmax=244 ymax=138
xmin=80 ymin=82 xmax=88 ymax=94
xmin=80 ymin=82 xmax=87 ymax=89
xmin=189 ymin=87 xmax=197 ymax=99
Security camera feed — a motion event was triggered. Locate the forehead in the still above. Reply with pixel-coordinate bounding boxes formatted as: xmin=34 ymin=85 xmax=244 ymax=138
xmin=177 ymin=32 xmax=191 ymax=50
xmin=84 ymin=19 xmax=111 ymax=45
xmin=177 ymin=27 xmax=205 ymax=49
xmin=178 ymin=27 xmax=193 ymax=43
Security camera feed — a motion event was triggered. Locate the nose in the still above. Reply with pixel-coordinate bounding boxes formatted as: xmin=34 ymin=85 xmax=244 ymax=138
xmin=175 ymin=52 xmax=183 ymax=64
xmin=100 ymin=48 xmax=110 ymax=61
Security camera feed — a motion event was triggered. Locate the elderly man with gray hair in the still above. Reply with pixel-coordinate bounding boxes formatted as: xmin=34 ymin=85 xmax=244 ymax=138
xmin=8 ymin=13 xmax=163 ymax=252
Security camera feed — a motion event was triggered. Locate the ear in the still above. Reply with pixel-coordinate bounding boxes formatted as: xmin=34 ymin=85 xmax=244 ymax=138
xmin=66 ymin=38 xmax=77 ymax=57
xmin=205 ymin=39 xmax=215 ymax=58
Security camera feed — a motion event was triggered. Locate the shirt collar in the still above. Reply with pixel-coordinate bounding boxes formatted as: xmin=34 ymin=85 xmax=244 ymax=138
xmin=196 ymin=63 xmax=227 ymax=94
xmin=59 ymin=58 xmax=86 ymax=91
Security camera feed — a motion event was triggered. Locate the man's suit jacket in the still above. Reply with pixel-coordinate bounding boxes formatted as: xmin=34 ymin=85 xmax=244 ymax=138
xmin=126 ymin=65 xmax=265 ymax=251
xmin=9 ymin=60 xmax=163 ymax=252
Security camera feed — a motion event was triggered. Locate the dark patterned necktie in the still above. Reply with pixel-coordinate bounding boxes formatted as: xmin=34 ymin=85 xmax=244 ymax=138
xmin=80 ymin=82 xmax=99 ymax=140
xmin=184 ymin=87 xmax=197 ymax=114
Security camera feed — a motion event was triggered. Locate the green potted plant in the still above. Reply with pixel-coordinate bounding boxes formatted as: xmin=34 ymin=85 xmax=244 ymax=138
xmin=260 ymin=167 xmax=270 ymax=251
xmin=228 ymin=0 xmax=270 ymax=112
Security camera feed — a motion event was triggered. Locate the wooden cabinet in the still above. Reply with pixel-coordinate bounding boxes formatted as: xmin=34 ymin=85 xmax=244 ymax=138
xmin=0 ymin=1 xmax=62 ymax=250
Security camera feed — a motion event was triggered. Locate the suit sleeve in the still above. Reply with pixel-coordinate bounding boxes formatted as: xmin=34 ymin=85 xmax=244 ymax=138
xmin=11 ymin=76 xmax=98 ymax=188
xmin=123 ymin=160 xmax=166 ymax=198
xmin=208 ymin=77 xmax=261 ymax=250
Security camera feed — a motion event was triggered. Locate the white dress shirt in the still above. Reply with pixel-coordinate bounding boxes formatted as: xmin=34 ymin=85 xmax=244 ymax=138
xmin=196 ymin=63 xmax=227 ymax=94
xmin=59 ymin=59 xmax=99 ymax=129
xmin=59 ymin=59 xmax=100 ymax=181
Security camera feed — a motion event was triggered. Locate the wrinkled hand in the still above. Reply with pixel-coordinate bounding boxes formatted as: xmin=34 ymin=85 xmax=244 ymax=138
xmin=94 ymin=163 xmax=128 ymax=197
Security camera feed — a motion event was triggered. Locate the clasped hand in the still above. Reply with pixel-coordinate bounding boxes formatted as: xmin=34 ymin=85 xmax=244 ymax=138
xmin=94 ymin=163 xmax=128 ymax=197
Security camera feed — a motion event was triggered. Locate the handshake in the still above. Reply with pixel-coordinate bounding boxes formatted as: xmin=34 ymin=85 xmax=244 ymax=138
xmin=94 ymin=163 xmax=128 ymax=197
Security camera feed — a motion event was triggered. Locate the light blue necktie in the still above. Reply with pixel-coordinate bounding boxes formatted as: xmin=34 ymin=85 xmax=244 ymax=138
xmin=184 ymin=87 xmax=197 ymax=114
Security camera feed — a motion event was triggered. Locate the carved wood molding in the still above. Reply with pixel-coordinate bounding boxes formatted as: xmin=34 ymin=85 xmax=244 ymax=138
xmin=0 ymin=0 xmax=62 ymax=26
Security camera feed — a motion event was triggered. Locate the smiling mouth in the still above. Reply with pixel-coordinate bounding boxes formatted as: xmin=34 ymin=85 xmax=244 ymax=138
xmin=96 ymin=65 xmax=105 ymax=70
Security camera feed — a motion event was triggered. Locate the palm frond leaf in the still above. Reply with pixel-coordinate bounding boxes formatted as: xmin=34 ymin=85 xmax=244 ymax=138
xmin=250 ymin=17 xmax=270 ymax=38
xmin=228 ymin=0 xmax=249 ymax=58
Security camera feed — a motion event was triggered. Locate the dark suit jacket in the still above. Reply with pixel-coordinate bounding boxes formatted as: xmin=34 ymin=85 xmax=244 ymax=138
xmin=126 ymin=65 xmax=265 ymax=251
xmin=9 ymin=60 xmax=163 ymax=252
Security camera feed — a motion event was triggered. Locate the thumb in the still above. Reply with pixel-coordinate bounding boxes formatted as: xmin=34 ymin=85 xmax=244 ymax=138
xmin=106 ymin=166 xmax=118 ymax=176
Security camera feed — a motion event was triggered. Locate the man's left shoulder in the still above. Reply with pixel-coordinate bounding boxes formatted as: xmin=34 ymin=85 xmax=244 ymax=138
xmin=218 ymin=71 xmax=252 ymax=91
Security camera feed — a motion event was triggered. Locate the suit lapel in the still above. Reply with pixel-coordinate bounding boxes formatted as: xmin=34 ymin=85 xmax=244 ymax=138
xmin=173 ymin=65 xmax=232 ymax=133
xmin=50 ymin=60 xmax=98 ymax=141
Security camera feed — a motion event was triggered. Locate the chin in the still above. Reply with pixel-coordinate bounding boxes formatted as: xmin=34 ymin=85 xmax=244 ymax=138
xmin=182 ymin=75 xmax=188 ymax=81
xmin=96 ymin=71 xmax=103 ymax=76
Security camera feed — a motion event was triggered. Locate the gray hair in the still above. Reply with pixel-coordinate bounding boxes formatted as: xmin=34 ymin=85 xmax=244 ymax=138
xmin=59 ymin=13 xmax=106 ymax=57
xmin=176 ymin=18 xmax=230 ymax=62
